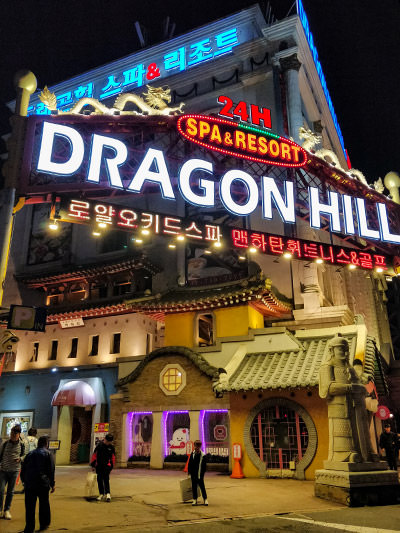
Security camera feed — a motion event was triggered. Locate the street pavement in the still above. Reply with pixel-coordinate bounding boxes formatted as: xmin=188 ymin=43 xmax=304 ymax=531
xmin=1 ymin=466 xmax=400 ymax=532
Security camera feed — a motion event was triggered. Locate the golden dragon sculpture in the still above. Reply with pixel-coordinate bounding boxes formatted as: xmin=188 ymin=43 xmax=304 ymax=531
xmin=39 ymin=85 xmax=185 ymax=116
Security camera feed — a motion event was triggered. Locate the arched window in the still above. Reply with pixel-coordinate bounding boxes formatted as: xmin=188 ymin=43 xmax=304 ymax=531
xmin=195 ymin=312 xmax=215 ymax=347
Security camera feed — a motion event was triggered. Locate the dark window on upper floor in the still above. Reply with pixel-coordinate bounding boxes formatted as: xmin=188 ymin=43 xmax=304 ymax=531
xmin=68 ymin=338 xmax=78 ymax=358
xmin=111 ymin=333 xmax=121 ymax=354
xmin=100 ymin=231 xmax=129 ymax=254
xmin=90 ymin=335 xmax=99 ymax=356
xmin=113 ymin=282 xmax=131 ymax=296
xmin=30 ymin=342 xmax=39 ymax=362
xmin=49 ymin=340 xmax=58 ymax=361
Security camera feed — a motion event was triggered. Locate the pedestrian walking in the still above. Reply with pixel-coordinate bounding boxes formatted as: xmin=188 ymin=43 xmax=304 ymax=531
xmin=379 ymin=423 xmax=399 ymax=470
xmin=27 ymin=428 xmax=38 ymax=453
xmin=188 ymin=440 xmax=208 ymax=506
xmin=0 ymin=424 xmax=26 ymax=520
xmin=20 ymin=436 xmax=55 ymax=533
xmin=90 ymin=433 xmax=115 ymax=502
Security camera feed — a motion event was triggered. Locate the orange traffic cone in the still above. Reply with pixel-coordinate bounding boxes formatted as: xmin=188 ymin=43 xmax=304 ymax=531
xmin=230 ymin=458 xmax=244 ymax=478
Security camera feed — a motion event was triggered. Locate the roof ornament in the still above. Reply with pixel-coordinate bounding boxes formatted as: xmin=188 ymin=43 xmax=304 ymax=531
xmin=39 ymin=85 xmax=185 ymax=116
xmin=298 ymin=126 xmax=395 ymax=197
xmin=384 ymin=171 xmax=400 ymax=204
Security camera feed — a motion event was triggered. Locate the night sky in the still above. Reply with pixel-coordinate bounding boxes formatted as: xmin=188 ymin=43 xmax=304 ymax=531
xmin=1 ymin=0 xmax=399 ymax=183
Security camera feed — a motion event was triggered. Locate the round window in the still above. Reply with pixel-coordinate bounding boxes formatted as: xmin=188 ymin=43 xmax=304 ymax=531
xmin=250 ymin=405 xmax=309 ymax=469
xmin=159 ymin=364 xmax=186 ymax=395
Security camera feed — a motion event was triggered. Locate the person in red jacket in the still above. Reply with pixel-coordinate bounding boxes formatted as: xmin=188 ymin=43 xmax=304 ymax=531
xmin=90 ymin=434 xmax=115 ymax=502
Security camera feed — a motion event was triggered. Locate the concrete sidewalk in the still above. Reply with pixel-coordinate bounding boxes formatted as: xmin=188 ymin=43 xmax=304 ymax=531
xmin=1 ymin=466 xmax=344 ymax=532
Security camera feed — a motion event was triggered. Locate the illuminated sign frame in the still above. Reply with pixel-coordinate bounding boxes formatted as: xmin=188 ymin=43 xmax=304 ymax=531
xmin=56 ymin=196 xmax=390 ymax=271
xmin=177 ymin=114 xmax=307 ymax=168
xmin=21 ymin=116 xmax=400 ymax=250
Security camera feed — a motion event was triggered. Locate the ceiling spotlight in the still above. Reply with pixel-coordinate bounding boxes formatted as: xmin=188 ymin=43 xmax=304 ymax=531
xmin=376 ymin=267 xmax=384 ymax=273
xmin=176 ymin=234 xmax=185 ymax=241
xmin=283 ymin=252 xmax=292 ymax=259
xmin=98 ymin=222 xmax=107 ymax=228
xmin=315 ymin=258 xmax=324 ymax=264
xmin=213 ymin=241 xmax=222 ymax=248
xmin=168 ymin=244 xmax=176 ymax=249
xmin=141 ymin=229 xmax=150 ymax=235
xmin=51 ymin=367 xmax=57 ymax=373
xmin=92 ymin=230 xmax=101 ymax=237
xmin=349 ymin=264 xmax=357 ymax=270
xmin=248 ymin=247 xmax=257 ymax=254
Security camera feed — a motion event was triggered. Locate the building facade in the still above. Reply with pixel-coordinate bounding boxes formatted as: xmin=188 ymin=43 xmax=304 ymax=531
xmin=1 ymin=2 xmax=398 ymax=476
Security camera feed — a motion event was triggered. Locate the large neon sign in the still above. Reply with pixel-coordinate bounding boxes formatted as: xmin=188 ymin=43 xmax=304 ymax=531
xmin=57 ymin=197 xmax=389 ymax=271
xmin=23 ymin=27 xmax=242 ymax=116
xmin=32 ymin=119 xmax=400 ymax=247
xmin=177 ymin=115 xmax=307 ymax=168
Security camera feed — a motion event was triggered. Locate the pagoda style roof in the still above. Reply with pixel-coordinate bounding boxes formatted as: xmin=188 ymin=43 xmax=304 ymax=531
xmin=118 ymin=346 xmax=225 ymax=387
xmin=16 ymin=255 xmax=161 ymax=288
xmin=215 ymin=331 xmax=358 ymax=392
xmin=125 ymin=275 xmax=292 ymax=320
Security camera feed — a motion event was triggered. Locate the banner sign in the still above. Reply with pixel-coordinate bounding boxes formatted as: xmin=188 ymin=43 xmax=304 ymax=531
xmin=230 ymin=229 xmax=388 ymax=271
xmin=59 ymin=198 xmax=222 ymax=244
xmin=22 ymin=116 xmax=400 ymax=249
xmin=24 ymin=26 xmax=245 ymax=116
xmin=56 ymin=197 xmax=389 ymax=271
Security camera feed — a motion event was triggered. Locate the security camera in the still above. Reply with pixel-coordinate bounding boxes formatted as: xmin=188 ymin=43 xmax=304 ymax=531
xmin=1 ymin=330 xmax=20 ymax=351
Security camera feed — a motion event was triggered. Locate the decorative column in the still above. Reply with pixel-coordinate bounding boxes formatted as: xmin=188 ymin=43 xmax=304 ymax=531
xmin=150 ymin=411 xmax=164 ymax=469
xmin=280 ymin=54 xmax=303 ymax=145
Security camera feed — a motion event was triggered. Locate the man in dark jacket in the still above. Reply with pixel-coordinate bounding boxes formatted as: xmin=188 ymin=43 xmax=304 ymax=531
xmin=188 ymin=440 xmax=208 ymax=506
xmin=20 ymin=436 xmax=55 ymax=533
xmin=379 ymin=423 xmax=399 ymax=470
xmin=0 ymin=424 xmax=25 ymax=520
xmin=90 ymin=433 xmax=115 ymax=502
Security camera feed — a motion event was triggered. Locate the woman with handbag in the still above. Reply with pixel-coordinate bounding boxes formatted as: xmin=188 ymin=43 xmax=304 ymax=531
xmin=90 ymin=434 xmax=115 ymax=502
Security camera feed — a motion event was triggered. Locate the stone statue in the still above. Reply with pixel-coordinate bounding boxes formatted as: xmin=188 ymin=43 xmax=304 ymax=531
xmin=319 ymin=334 xmax=378 ymax=464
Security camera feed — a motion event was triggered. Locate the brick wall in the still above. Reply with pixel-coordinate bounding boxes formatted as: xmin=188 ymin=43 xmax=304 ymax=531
xmin=110 ymin=354 xmax=229 ymax=466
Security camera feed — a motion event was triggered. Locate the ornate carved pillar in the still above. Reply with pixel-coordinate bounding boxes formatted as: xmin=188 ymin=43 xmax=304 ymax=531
xmin=280 ymin=54 xmax=303 ymax=144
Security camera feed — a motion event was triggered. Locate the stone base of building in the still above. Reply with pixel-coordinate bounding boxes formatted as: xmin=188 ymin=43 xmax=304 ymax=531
xmin=315 ymin=468 xmax=400 ymax=507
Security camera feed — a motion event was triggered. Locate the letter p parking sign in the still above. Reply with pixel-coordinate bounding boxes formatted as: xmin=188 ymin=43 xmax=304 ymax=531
xmin=8 ymin=305 xmax=47 ymax=332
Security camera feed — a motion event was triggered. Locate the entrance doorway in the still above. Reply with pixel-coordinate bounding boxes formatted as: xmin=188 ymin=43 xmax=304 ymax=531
xmin=69 ymin=407 xmax=92 ymax=463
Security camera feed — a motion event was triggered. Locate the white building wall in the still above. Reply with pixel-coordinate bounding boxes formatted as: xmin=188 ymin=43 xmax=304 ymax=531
xmin=13 ymin=312 xmax=161 ymax=372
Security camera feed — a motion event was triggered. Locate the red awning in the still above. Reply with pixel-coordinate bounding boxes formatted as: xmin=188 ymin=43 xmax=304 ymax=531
xmin=51 ymin=380 xmax=96 ymax=406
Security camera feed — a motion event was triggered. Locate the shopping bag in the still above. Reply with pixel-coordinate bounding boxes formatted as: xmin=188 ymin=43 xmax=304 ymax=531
xmin=180 ymin=477 xmax=200 ymax=502
xmin=84 ymin=471 xmax=98 ymax=499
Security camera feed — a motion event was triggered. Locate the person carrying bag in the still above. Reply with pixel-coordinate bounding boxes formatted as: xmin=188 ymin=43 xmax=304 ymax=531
xmin=90 ymin=434 xmax=115 ymax=502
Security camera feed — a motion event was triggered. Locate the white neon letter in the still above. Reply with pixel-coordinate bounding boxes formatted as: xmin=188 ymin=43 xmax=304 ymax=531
xmin=355 ymin=198 xmax=380 ymax=240
xmin=87 ymin=135 xmax=128 ymax=188
xmin=128 ymin=148 xmax=175 ymax=199
xmin=262 ymin=177 xmax=295 ymax=223
xmin=37 ymin=122 xmax=84 ymax=175
xmin=309 ymin=187 xmax=341 ymax=232
xmin=377 ymin=203 xmax=400 ymax=244
xmin=178 ymin=159 xmax=215 ymax=207
xmin=342 ymin=194 xmax=355 ymax=235
xmin=219 ymin=170 xmax=259 ymax=216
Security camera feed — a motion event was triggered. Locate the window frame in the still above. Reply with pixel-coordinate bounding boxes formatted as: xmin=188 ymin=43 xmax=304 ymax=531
xmin=159 ymin=363 xmax=186 ymax=396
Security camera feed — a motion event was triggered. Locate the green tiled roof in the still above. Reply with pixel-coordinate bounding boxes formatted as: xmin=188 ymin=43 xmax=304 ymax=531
xmin=215 ymin=333 xmax=358 ymax=392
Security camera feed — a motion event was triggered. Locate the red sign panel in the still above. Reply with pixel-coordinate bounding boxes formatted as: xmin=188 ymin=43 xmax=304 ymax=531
xmin=177 ymin=114 xmax=307 ymax=168
xmin=230 ymin=228 xmax=388 ymax=271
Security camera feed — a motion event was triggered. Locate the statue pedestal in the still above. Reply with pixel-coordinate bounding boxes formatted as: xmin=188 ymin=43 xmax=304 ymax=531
xmin=315 ymin=464 xmax=400 ymax=506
